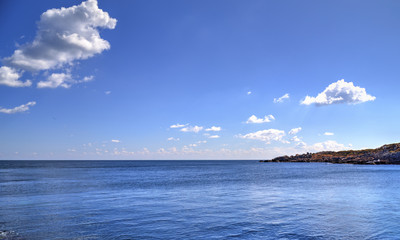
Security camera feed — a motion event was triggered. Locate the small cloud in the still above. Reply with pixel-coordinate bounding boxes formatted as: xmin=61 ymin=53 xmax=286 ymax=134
xmin=209 ymin=135 xmax=220 ymax=139
xmin=247 ymin=91 xmax=252 ymax=95
xmin=274 ymin=93 xmax=289 ymax=103
xmin=167 ymin=137 xmax=180 ymax=141
xmin=180 ymin=125 xmax=203 ymax=133
xmin=0 ymin=101 xmax=36 ymax=114
xmin=289 ymin=127 xmax=302 ymax=135
xmin=301 ymin=79 xmax=375 ymax=106
xmin=291 ymin=136 xmax=301 ymax=142
xmin=81 ymin=75 xmax=94 ymax=82
xmin=246 ymin=114 xmax=275 ymax=124
xmin=111 ymin=139 xmax=120 ymax=143
xmin=205 ymin=126 xmax=221 ymax=132
xmin=0 ymin=66 xmax=31 ymax=87
xmin=239 ymin=129 xmax=286 ymax=144
xmin=37 ymin=73 xmax=93 ymax=88
xmin=105 ymin=91 xmax=111 ymax=95
xmin=324 ymin=132 xmax=334 ymax=136
xmin=197 ymin=140 xmax=207 ymax=144
xmin=170 ymin=123 xmax=187 ymax=128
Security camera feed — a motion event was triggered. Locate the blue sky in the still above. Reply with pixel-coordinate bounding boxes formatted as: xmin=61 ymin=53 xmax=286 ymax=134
xmin=1 ymin=0 xmax=400 ymax=160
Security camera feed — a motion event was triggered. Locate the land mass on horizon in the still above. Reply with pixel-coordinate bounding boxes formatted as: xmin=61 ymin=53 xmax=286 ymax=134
xmin=261 ymin=143 xmax=400 ymax=165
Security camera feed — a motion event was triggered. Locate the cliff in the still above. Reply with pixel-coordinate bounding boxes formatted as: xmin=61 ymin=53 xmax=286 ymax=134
xmin=260 ymin=143 xmax=400 ymax=164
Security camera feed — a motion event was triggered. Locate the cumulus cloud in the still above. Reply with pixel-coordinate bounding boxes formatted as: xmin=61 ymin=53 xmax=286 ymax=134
xmin=180 ymin=125 xmax=203 ymax=133
xmin=111 ymin=139 xmax=120 ymax=143
xmin=205 ymin=126 xmax=221 ymax=132
xmin=301 ymin=79 xmax=376 ymax=106
xmin=240 ymin=129 xmax=286 ymax=144
xmin=324 ymin=132 xmax=334 ymax=136
xmin=246 ymin=114 xmax=275 ymax=124
xmin=289 ymin=127 xmax=302 ymax=135
xmin=208 ymin=135 xmax=220 ymax=139
xmin=0 ymin=101 xmax=36 ymax=114
xmin=170 ymin=123 xmax=187 ymax=128
xmin=4 ymin=0 xmax=117 ymax=72
xmin=0 ymin=66 xmax=31 ymax=87
xmin=247 ymin=91 xmax=252 ymax=95
xmin=274 ymin=93 xmax=289 ymax=103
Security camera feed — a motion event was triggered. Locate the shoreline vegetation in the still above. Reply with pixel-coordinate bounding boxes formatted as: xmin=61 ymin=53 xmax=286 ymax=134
xmin=260 ymin=143 xmax=400 ymax=165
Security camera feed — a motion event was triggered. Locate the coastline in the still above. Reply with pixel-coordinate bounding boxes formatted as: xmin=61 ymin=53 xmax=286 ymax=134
xmin=260 ymin=143 xmax=400 ymax=165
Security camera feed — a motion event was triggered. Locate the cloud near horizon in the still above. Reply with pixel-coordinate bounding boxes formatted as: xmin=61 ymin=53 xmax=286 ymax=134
xmin=301 ymin=79 xmax=376 ymax=106
xmin=240 ymin=129 xmax=287 ymax=144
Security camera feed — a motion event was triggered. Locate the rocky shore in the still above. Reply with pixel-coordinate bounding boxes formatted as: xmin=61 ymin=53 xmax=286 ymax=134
xmin=260 ymin=143 xmax=400 ymax=165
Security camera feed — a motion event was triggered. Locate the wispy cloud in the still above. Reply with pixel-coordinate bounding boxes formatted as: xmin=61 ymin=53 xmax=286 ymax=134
xmin=208 ymin=135 xmax=220 ymax=139
xmin=324 ymin=132 xmax=334 ymax=136
xmin=111 ymin=139 xmax=120 ymax=143
xmin=180 ymin=125 xmax=203 ymax=133
xmin=170 ymin=123 xmax=187 ymax=128
xmin=288 ymin=127 xmax=302 ymax=135
xmin=0 ymin=101 xmax=36 ymax=114
xmin=167 ymin=137 xmax=180 ymax=141
xmin=274 ymin=93 xmax=289 ymax=103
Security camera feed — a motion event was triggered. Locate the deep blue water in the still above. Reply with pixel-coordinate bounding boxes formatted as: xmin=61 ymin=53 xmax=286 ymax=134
xmin=1 ymin=161 xmax=400 ymax=240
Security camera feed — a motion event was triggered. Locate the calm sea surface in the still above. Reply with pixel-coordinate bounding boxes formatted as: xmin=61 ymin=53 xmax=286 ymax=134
xmin=1 ymin=160 xmax=400 ymax=239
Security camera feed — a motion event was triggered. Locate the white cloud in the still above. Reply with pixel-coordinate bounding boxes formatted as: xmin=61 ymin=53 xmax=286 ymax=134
xmin=105 ymin=91 xmax=111 ymax=95
xmin=240 ymin=129 xmax=286 ymax=144
xmin=0 ymin=66 xmax=31 ymax=87
xmin=273 ymin=93 xmax=289 ymax=103
xmin=291 ymin=136 xmax=301 ymax=142
xmin=170 ymin=123 xmax=187 ymax=128
xmin=205 ymin=126 xmax=221 ymax=132
xmin=197 ymin=140 xmax=207 ymax=144
xmin=324 ymin=132 xmax=334 ymax=136
xmin=81 ymin=75 xmax=94 ymax=82
xmin=208 ymin=135 xmax=220 ymax=139
xmin=247 ymin=91 xmax=252 ymax=95
xmin=0 ymin=101 xmax=36 ymax=114
xmin=37 ymin=73 xmax=72 ymax=88
xmin=37 ymin=73 xmax=93 ymax=88
xmin=303 ymin=140 xmax=349 ymax=152
xmin=246 ymin=114 xmax=275 ymax=124
xmin=180 ymin=125 xmax=203 ymax=133
xmin=4 ymin=0 xmax=117 ymax=72
xmin=111 ymin=139 xmax=120 ymax=143
xmin=289 ymin=127 xmax=302 ymax=135
xmin=167 ymin=137 xmax=180 ymax=141
xmin=301 ymin=79 xmax=376 ymax=106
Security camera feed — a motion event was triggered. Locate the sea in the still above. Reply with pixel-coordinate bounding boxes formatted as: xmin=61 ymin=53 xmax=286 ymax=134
xmin=1 ymin=160 xmax=400 ymax=240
